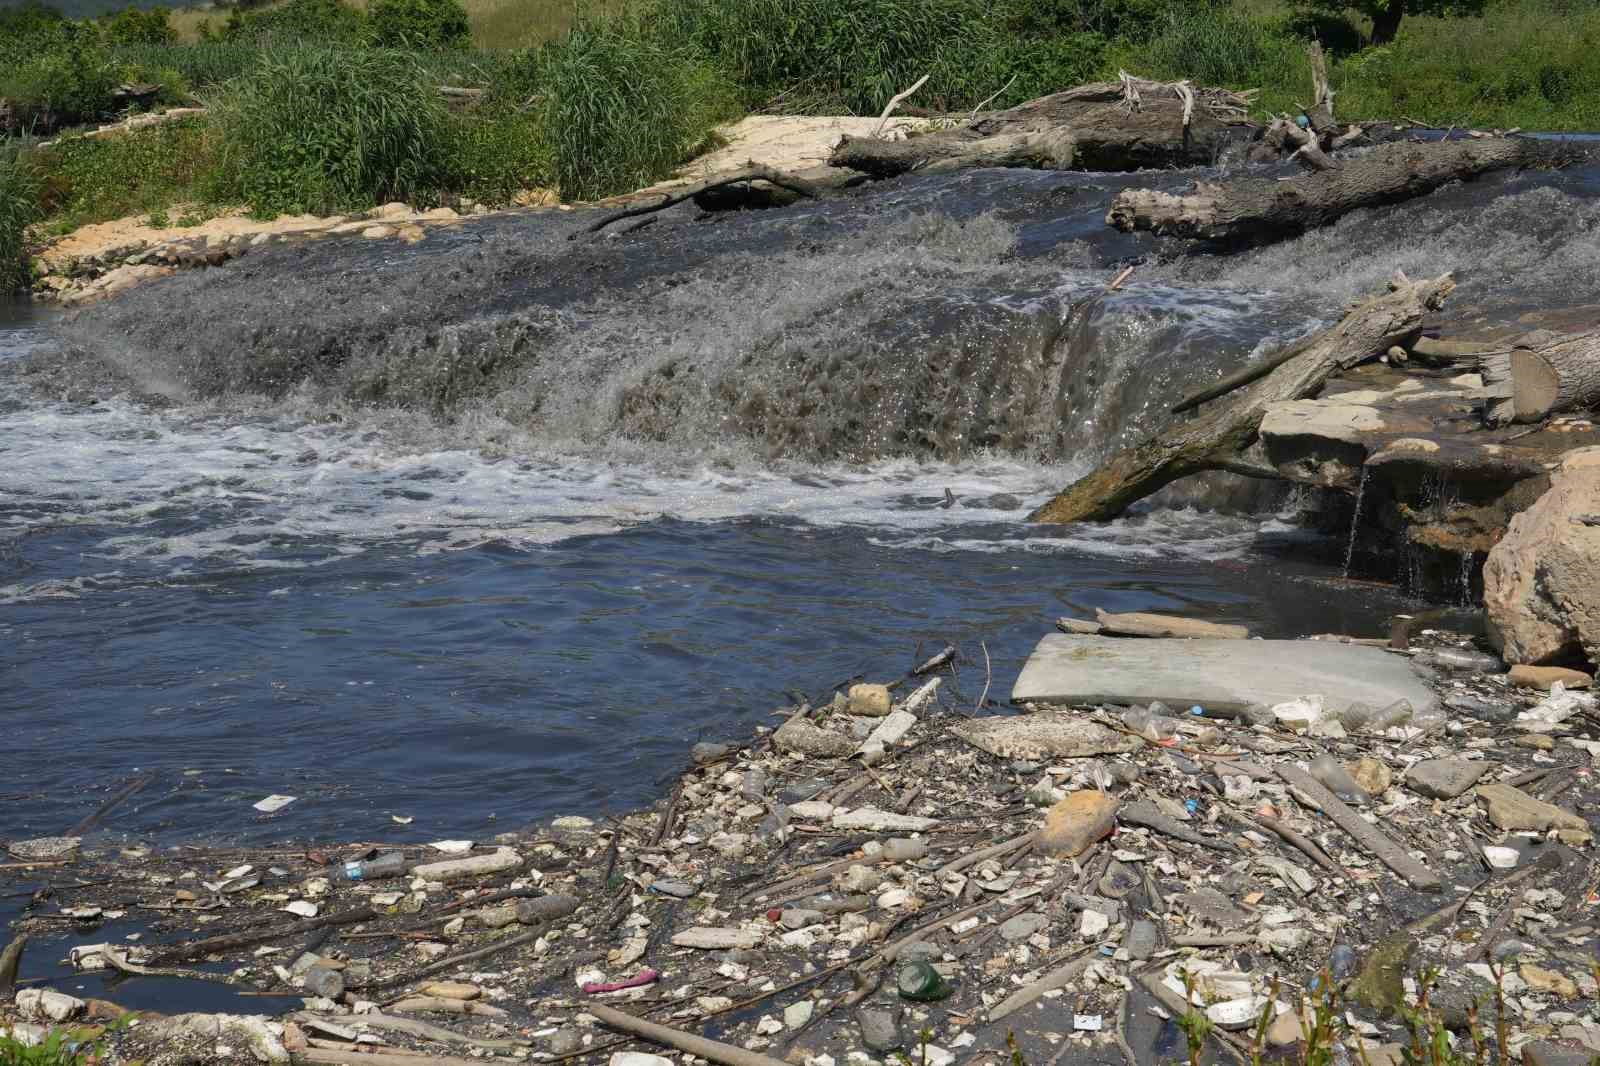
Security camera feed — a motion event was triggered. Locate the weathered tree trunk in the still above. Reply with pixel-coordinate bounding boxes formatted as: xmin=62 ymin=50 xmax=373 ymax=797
xmin=1481 ymin=328 xmax=1600 ymax=425
xmin=829 ymin=80 xmax=1258 ymax=178
xmin=1107 ymin=137 xmax=1531 ymax=242
xmin=1028 ymin=271 xmax=1456 ymax=523
xmin=1371 ymin=0 xmax=1406 ymax=46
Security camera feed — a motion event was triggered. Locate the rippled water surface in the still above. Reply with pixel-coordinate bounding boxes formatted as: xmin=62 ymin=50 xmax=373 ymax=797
xmin=6 ymin=155 xmax=1598 ymax=845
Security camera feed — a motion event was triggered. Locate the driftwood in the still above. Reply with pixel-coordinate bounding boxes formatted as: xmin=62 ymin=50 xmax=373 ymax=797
xmin=0 ymin=934 xmax=25 ymax=997
xmin=829 ymin=78 xmax=1257 ymax=178
xmin=1107 ymin=138 xmax=1531 ymax=242
xmin=579 ymin=166 xmax=822 ymax=236
xmin=589 ymin=1004 xmax=793 ymax=1066
xmin=1030 ymin=271 xmax=1455 ymax=523
xmin=150 ymin=905 xmax=376 ymax=965
xmin=1277 ymin=764 xmax=1442 ymax=891
xmin=1480 ymin=328 xmax=1600 ymax=425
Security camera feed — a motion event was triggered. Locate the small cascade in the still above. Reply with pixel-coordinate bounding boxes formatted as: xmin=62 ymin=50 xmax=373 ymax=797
xmin=1459 ymin=550 xmax=1476 ymax=607
xmin=1342 ymin=466 xmax=1370 ymax=578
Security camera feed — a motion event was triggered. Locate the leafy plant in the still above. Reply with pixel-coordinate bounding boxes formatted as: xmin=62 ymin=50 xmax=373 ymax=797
xmin=0 ymin=1025 xmax=98 ymax=1065
xmin=370 ymin=0 xmax=473 ymax=49
xmin=98 ymin=6 xmax=178 ymax=46
xmin=1178 ymin=969 xmax=1215 ymax=1066
xmin=31 ymin=117 xmax=215 ymax=232
xmin=208 ymin=45 xmax=454 ymax=216
xmin=0 ymin=145 xmax=40 ymax=299
xmin=222 ymin=0 xmax=371 ymax=44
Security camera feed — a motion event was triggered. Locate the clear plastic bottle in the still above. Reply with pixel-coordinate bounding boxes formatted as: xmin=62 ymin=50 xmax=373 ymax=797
xmin=1310 ymin=755 xmax=1366 ymax=804
xmin=1366 ymin=699 xmax=1414 ymax=731
xmin=333 ymin=851 xmax=408 ymax=883
xmin=1123 ymin=706 xmax=1181 ymax=743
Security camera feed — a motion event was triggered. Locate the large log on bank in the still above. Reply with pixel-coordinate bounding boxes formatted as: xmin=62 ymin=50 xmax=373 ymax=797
xmin=1028 ymin=271 xmax=1456 ymax=523
xmin=1107 ymin=137 xmax=1531 ymax=242
xmin=829 ymin=79 xmax=1258 ymax=178
xmin=1480 ymin=328 xmax=1600 ymax=425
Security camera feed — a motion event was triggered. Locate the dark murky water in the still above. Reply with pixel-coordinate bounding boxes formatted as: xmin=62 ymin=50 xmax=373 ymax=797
xmin=5 ymin=154 xmax=1599 ymax=847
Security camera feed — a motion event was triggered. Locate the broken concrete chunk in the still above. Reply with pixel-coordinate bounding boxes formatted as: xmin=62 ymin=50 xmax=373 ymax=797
xmin=670 ymin=926 xmax=761 ymax=950
xmin=950 ymin=711 xmax=1139 ymax=760
xmin=1093 ymin=608 xmax=1250 ymax=640
xmin=1509 ymin=664 xmax=1593 ymax=691
xmin=831 ymin=808 xmax=938 ymax=832
xmin=410 ymin=848 xmax=521 ymax=883
xmin=848 ymin=684 xmax=893 ymax=716
xmin=859 ymin=710 xmax=917 ymax=752
xmin=15 ymin=989 xmax=85 ymax=1023
xmin=1039 ymin=790 xmax=1118 ymax=857
xmin=1404 ymin=758 xmax=1489 ymax=799
xmin=1174 ymin=888 xmax=1253 ymax=931
xmin=1477 ymin=783 xmax=1592 ymax=838
xmin=7 ymin=837 xmax=80 ymax=861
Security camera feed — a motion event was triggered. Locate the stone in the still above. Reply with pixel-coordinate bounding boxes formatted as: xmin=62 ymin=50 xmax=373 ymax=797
xmin=1521 ymin=964 xmax=1579 ymax=998
xmin=547 ymin=1030 xmax=583 ymax=1055
xmin=1350 ymin=932 xmax=1416 ymax=1018
xmin=1012 ymin=634 xmax=1438 ymax=716
xmin=780 ymin=909 xmax=825 ymax=930
xmin=774 ymin=715 xmax=857 ymax=758
xmin=788 ymin=800 xmax=834 ymax=820
xmin=691 ymin=741 xmax=735 ymax=764
xmin=848 ymin=684 xmax=893 ymax=716
xmin=1521 ymin=1041 xmax=1595 ymax=1066
xmin=419 ymin=981 xmax=481 ymax=1000
xmin=1404 ymin=759 xmax=1489 ymax=799
xmin=1124 ymin=919 xmax=1159 ymax=960
xmin=16 ymin=989 xmax=85 ymax=1022
xmin=610 ymin=1055 xmax=674 ymax=1066
xmin=411 ymin=848 xmax=521 ymax=882
xmin=785 ymin=1000 xmax=815 ymax=1029
xmin=1266 ymin=1008 xmax=1305 ymax=1047
xmin=517 ymin=894 xmax=580 ymax=925
xmin=477 ymin=905 xmax=518 ymax=928
xmin=1509 ymin=665 xmax=1593 ymax=691
xmin=950 ymin=713 xmax=1140 ymax=760
xmin=881 ymin=838 xmax=927 ymax=862
xmin=671 ymin=927 xmax=761 ymax=950
xmin=857 ymin=1008 xmax=901 ymax=1052
xmin=1515 ymin=734 xmax=1556 ymax=750
xmin=8 ymin=837 xmax=81 ymax=861
xmin=1477 ymin=783 xmax=1591 ymax=839
xmin=1079 ymin=908 xmax=1110 ymax=938
xmin=1174 ymin=888 xmax=1251 ymax=930
xmin=1482 ymin=846 xmax=1520 ymax=869
xmin=1484 ymin=447 xmax=1600 ymax=665
xmin=1259 ymin=927 xmax=1312 ymax=955
xmin=1350 ymin=757 xmax=1392 ymax=797
xmin=836 ymin=866 xmax=883 ymax=894
xmin=999 ymin=913 xmax=1049 ymax=941
xmin=361 ymin=225 xmax=395 ymax=240
xmin=1039 ymin=791 xmax=1118 ymax=857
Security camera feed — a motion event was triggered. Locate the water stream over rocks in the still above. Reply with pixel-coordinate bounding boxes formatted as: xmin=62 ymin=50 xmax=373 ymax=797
xmin=6 ymin=156 xmax=1600 ymax=846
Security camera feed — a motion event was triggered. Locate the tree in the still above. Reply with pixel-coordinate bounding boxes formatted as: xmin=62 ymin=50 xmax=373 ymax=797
xmin=1301 ymin=0 xmax=1485 ymax=46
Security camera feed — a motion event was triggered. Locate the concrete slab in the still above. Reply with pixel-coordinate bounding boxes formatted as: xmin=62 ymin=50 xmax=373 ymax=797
xmin=1011 ymin=634 xmax=1436 ymax=715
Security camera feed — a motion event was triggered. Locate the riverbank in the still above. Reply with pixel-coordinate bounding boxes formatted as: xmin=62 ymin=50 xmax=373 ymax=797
xmin=1 ymin=621 xmax=1596 ymax=1065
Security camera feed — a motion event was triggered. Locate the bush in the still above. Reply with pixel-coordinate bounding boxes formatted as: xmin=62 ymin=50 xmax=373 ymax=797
xmin=0 ymin=26 xmax=123 ymax=129
xmin=1 ymin=146 xmax=39 ymax=298
xmin=221 ymin=0 xmax=370 ymax=44
xmin=535 ymin=15 xmax=738 ymax=200
xmin=1130 ymin=6 xmax=1306 ymax=91
xmin=0 ymin=1 xmax=64 ymax=49
xmin=32 ymin=117 xmax=215 ymax=231
xmin=109 ymin=40 xmax=264 ymax=89
xmin=208 ymin=46 xmax=455 ymax=216
xmin=99 ymin=6 xmax=177 ymax=45
xmin=370 ymin=0 xmax=472 ymax=49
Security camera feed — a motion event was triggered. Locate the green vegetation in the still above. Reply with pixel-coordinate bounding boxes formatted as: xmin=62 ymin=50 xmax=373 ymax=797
xmin=0 ymin=1026 xmax=97 ymax=1066
xmin=1 ymin=144 xmax=40 ymax=298
xmin=5 ymin=0 xmax=1600 ymax=298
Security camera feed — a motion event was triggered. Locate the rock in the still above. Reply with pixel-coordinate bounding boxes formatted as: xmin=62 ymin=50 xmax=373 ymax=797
xmin=548 ymin=1030 xmax=583 ymax=1055
xmin=229 ymin=1016 xmax=290 ymax=1063
xmin=857 ymin=1007 xmax=901 ymax=1052
xmin=610 ymin=1055 xmax=674 ymax=1066
xmin=999 ymin=913 xmax=1049 ymax=941
xmin=836 ymin=866 xmax=883 ymax=894
xmin=1484 ymin=447 xmax=1600 ymax=665
xmin=1012 ymin=634 xmax=1438 ymax=716
xmin=780 ymin=909 xmax=825 ymax=930
xmin=830 ymin=808 xmax=937 ymax=832
xmin=372 ymin=202 xmax=411 ymax=219
xmin=1039 ymin=791 xmax=1118 ymax=857
xmin=1515 ymin=734 xmax=1556 ymax=750
xmin=1207 ymin=997 xmax=1268 ymax=1030
xmin=1509 ymin=665 xmax=1593 ymax=691
xmin=1079 ymin=909 xmax=1110 ymax=938
xmin=1350 ymin=932 xmax=1416 ymax=1018
xmin=516 ymin=894 xmax=580 ymax=925
xmin=774 ymin=715 xmax=857 ymax=758
xmin=788 ymin=800 xmax=834 ymax=819
xmin=419 ymin=981 xmax=481 ymax=1000
xmin=1404 ymin=759 xmax=1489 ymax=799
xmin=785 ymin=1000 xmax=814 ymax=1029
xmin=8 ymin=837 xmax=80 ymax=861
xmin=848 ymin=684 xmax=893 ymax=716
xmin=1521 ymin=1041 xmax=1596 ymax=1066
xmin=1482 ymin=846 xmax=1520 ymax=869
xmin=1124 ymin=919 xmax=1159 ymax=960
xmin=1174 ymin=888 xmax=1251 ymax=930
xmin=671 ymin=927 xmax=761 ymax=950
xmin=1259 ymin=927 xmax=1312 ymax=955
xmin=361 ymin=225 xmax=395 ymax=239
xmin=1477 ymin=783 xmax=1591 ymax=839
xmin=477 ymin=905 xmax=518 ymax=928
xmin=16 ymin=989 xmax=85 ymax=1022
xmin=949 ymin=712 xmax=1139 ymax=760
xmin=1350 ymin=757 xmax=1393 ymax=797
xmin=1521 ymin=964 xmax=1579 ymax=998
xmin=1266 ymin=1008 xmax=1305 ymax=1047
xmin=691 ymin=741 xmax=735 ymax=764
xmin=411 ymin=848 xmax=521 ymax=882
xmin=881 ymin=838 xmax=927 ymax=862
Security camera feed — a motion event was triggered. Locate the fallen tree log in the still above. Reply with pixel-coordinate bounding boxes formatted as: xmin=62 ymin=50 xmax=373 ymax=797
xmin=1107 ymin=137 xmax=1532 ymax=242
xmin=1029 ymin=271 xmax=1456 ymax=523
xmin=1480 ymin=328 xmax=1600 ymax=425
xmin=829 ymin=78 xmax=1257 ymax=178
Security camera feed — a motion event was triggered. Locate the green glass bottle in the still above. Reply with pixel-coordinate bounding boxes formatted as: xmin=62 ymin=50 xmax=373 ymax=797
xmin=896 ymin=960 xmax=951 ymax=1002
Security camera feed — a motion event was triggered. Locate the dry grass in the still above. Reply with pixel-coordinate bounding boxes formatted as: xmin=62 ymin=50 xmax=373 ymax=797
xmin=164 ymin=0 xmax=617 ymax=47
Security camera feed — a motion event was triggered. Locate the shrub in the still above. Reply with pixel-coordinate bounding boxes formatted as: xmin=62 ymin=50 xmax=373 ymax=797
xmin=109 ymin=40 xmax=264 ymax=89
xmin=0 ymin=1 xmax=64 ymax=49
xmin=98 ymin=6 xmax=178 ymax=45
xmin=535 ymin=15 xmax=738 ymax=200
xmin=370 ymin=0 xmax=472 ymax=49
xmin=208 ymin=46 xmax=454 ymax=216
xmin=1 ymin=146 xmax=39 ymax=299
xmin=32 ymin=117 xmax=215 ymax=231
xmin=221 ymin=0 xmax=370 ymax=44
xmin=0 ymin=27 xmax=123 ymax=129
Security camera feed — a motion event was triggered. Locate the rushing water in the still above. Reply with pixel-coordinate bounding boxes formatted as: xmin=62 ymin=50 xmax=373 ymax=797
xmin=6 ymin=154 xmax=1600 ymax=846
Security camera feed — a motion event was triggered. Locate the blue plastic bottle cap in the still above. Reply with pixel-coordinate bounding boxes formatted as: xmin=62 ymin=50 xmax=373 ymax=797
xmin=1190 ymin=705 xmax=1204 ymax=716
xmin=1184 ymin=799 xmax=1200 ymax=814
xmin=344 ymin=861 xmax=364 ymax=881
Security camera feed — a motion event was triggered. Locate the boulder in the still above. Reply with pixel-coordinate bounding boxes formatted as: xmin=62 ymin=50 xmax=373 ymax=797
xmin=1403 ymin=759 xmax=1488 ymax=799
xmin=1476 ymin=783 xmax=1592 ymax=840
xmin=1484 ymin=447 xmax=1600 ymax=666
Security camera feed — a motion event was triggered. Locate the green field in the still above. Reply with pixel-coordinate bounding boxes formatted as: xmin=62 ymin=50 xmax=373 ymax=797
xmin=4 ymin=0 xmax=1598 ymax=295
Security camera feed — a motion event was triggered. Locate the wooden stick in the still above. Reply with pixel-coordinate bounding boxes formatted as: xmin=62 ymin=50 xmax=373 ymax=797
xmin=580 ymin=167 xmax=822 ymax=236
xmin=988 ymin=943 xmax=1104 ymax=1021
xmin=935 ymin=831 xmax=1035 ymax=876
xmin=589 ymin=1003 xmax=793 ymax=1066
xmin=1170 ymin=333 xmax=1317 ymax=414
xmin=297 ymin=1011 xmax=525 ymax=1051
xmin=874 ymin=74 xmax=929 ymax=137
xmin=362 ymin=929 xmax=539 ymax=991
xmin=297 ymin=1048 xmax=485 ymax=1066
xmin=150 ymin=906 xmax=376 ymax=965
xmin=67 ymin=773 xmax=154 ymax=836
xmin=1223 ymin=810 xmax=1342 ymax=874
xmin=1277 ymin=765 xmax=1441 ymax=891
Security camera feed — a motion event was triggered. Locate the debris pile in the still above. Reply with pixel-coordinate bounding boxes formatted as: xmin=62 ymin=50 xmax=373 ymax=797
xmin=2 ymin=623 xmax=1597 ymax=1066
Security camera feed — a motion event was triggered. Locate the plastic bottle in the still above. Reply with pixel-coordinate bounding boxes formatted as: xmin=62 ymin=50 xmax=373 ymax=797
xmin=1310 ymin=755 xmax=1367 ymax=804
xmin=303 ymin=965 xmax=345 ymax=999
xmin=896 ymin=960 xmax=951 ymax=1002
xmin=1123 ymin=706 xmax=1181 ymax=743
xmin=333 ymin=851 xmax=408 ymax=883
xmin=1365 ymin=699 xmax=1414 ymax=731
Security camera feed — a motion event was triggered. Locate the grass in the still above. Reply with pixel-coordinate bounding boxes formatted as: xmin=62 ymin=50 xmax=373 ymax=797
xmin=30 ymin=115 xmax=214 ymax=232
xmin=1 ymin=144 xmax=41 ymax=298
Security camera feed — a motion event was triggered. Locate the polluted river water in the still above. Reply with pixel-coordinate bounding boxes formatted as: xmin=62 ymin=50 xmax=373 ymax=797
xmin=6 ymin=155 xmax=1600 ymax=847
